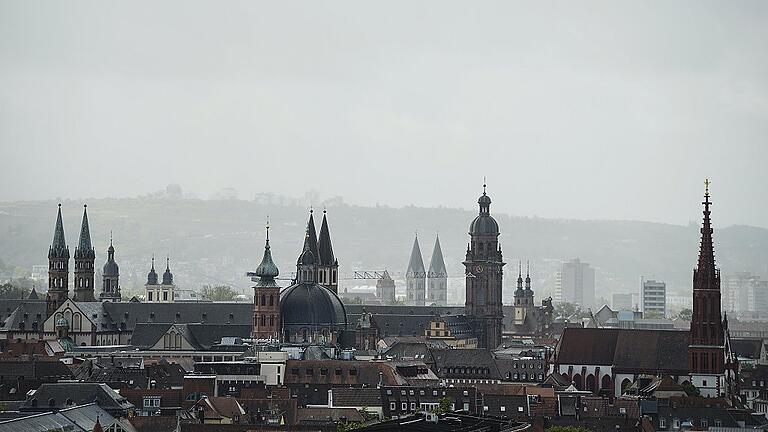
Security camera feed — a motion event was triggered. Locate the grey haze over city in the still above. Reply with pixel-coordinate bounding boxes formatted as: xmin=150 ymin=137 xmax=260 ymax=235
xmin=1 ymin=1 xmax=767 ymax=306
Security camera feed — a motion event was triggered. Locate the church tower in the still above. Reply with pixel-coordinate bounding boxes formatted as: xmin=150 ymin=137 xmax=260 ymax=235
xmin=514 ymin=262 xmax=535 ymax=326
xmin=73 ymin=205 xmax=96 ymax=302
xmin=464 ymin=182 xmax=505 ymax=349
xmin=406 ymin=235 xmax=426 ymax=306
xmin=317 ymin=210 xmax=339 ymax=294
xmin=689 ymin=179 xmax=729 ymax=397
xmin=427 ymin=235 xmax=448 ymax=306
xmin=251 ymin=222 xmax=281 ymax=340
xmin=47 ymin=204 xmax=70 ymax=317
xmin=100 ymin=234 xmax=121 ymax=302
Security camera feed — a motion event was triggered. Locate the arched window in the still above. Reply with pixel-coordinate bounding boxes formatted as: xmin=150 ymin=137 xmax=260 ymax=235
xmin=601 ymin=375 xmax=612 ymax=391
xmin=269 ymin=315 xmax=274 ymax=326
xmin=586 ymin=374 xmax=596 ymax=393
xmin=621 ymin=378 xmax=632 ymax=394
xmin=260 ymin=315 xmax=266 ymax=326
xmin=572 ymin=373 xmax=582 ymax=390
xmin=269 ymin=295 xmax=274 ymax=306
xmin=72 ymin=313 xmax=81 ymax=331
xmin=175 ymin=333 xmax=182 ymax=349
xmin=261 ymin=294 xmax=266 ymax=306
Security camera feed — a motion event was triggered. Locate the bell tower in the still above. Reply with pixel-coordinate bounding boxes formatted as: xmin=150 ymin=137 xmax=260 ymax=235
xmin=73 ymin=205 xmax=96 ymax=302
xmin=47 ymin=204 xmax=70 ymax=317
xmin=250 ymin=221 xmax=281 ymax=340
xmin=464 ymin=181 xmax=505 ymax=349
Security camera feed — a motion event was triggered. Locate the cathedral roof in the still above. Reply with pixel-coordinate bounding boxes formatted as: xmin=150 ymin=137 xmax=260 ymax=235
xmin=427 ymin=235 xmax=447 ymax=277
xmin=317 ymin=211 xmax=336 ymax=267
xmin=280 ymin=282 xmax=347 ymax=329
xmin=406 ymin=235 xmax=425 ymax=277
xmin=49 ymin=204 xmax=69 ymax=259
xmin=74 ymin=205 xmax=95 ymax=259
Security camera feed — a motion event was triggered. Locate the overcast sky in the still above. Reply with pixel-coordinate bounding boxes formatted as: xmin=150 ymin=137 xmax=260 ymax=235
xmin=1 ymin=1 xmax=766 ymax=227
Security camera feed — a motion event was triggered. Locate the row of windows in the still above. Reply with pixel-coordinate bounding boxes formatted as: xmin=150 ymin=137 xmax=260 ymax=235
xmin=147 ymin=290 xmax=171 ymax=302
xmin=256 ymin=315 xmax=276 ymax=327
xmin=290 ymin=368 xmax=357 ymax=376
xmin=74 ymin=261 xmax=94 ymax=270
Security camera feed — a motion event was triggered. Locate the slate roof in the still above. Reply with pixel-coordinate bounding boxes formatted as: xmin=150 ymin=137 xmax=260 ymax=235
xmin=0 ymin=301 xmax=47 ymax=331
xmin=130 ymin=323 xmax=252 ymax=350
xmin=554 ymin=327 xmax=690 ymax=373
xmin=22 ymin=383 xmax=134 ymax=414
xmin=103 ymin=302 xmax=253 ymax=329
xmin=731 ymin=338 xmax=763 ymax=359
xmin=285 ymin=360 xmax=408 ymax=386
xmin=49 ymin=204 xmax=69 ymax=258
xmin=74 ymin=206 xmax=94 ymax=259
xmin=0 ymin=403 xmax=125 ymax=432
xmin=297 ymin=407 xmax=364 ymax=424
xmin=371 ymin=314 xmax=432 ymax=337
xmin=430 ymin=348 xmax=502 ymax=380
xmin=331 ymin=388 xmax=382 ymax=407
xmin=0 ymin=358 xmax=72 ymax=380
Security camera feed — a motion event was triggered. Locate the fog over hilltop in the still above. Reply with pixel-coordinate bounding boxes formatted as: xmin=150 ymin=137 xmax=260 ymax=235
xmin=1 ymin=188 xmax=766 ymax=307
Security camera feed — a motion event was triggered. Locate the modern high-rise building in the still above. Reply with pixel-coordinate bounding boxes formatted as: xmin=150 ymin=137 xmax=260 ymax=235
xmin=640 ymin=278 xmax=666 ymax=317
xmin=723 ymin=272 xmax=768 ymax=314
xmin=559 ymin=258 xmax=595 ymax=309
xmin=612 ymin=293 xmax=633 ymax=311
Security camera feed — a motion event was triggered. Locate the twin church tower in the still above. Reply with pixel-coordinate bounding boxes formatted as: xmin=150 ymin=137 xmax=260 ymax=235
xmin=46 ymin=204 xmax=121 ymax=316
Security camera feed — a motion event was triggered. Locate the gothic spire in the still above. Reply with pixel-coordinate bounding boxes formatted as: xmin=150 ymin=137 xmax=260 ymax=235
xmin=255 ymin=221 xmax=279 ymax=279
xmin=317 ymin=209 xmax=336 ymax=266
xmin=428 ymin=234 xmax=447 ymax=277
xmin=75 ymin=205 xmax=95 ymax=259
xmin=303 ymin=209 xmax=321 ymax=264
xmin=695 ymin=178 xmax=718 ymax=285
xmin=49 ymin=203 xmax=68 ymax=258
xmin=406 ymin=234 xmax=425 ymax=277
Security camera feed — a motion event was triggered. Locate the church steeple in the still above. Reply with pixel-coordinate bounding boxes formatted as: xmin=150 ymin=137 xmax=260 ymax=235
xmin=427 ymin=234 xmax=448 ymax=305
xmin=255 ymin=222 xmax=279 ymax=280
xmin=47 ymin=204 xmax=69 ymax=316
xmin=73 ymin=205 xmax=95 ymax=302
xmin=252 ymin=220 xmax=281 ymax=340
xmin=316 ymin=209 xmax=339 ymax=293
xmin=100 ymin=232 xmax=121 ymax=302
xmin=689 ymin=179 xmax=726 ymax=391
xmin=406 ymin=234 xmax=426 ymax=306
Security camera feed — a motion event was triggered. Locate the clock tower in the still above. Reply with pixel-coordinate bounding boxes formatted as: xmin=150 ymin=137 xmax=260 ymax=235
xmin=464 ymin=182 xmax=505 ymax=349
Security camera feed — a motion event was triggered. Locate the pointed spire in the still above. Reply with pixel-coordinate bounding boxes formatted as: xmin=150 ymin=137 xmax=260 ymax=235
xmin=162 ymin=256 xmax=173 ymax=285
xmin=146 ymin=254 xmax=158 ymax=285
xmin=303 ymin=209 xmax=321 ymax=265
xmin=75 ymin=204 xmax=94 ymax=258
xmin=696 ymin=178 xmax=718 ymax=284
xmin=406 ymin=235 xmax=425 ymax=277
xmin=49 ymin=203 xmax=68 ymax=258
xmin=525 ymin=260 xmax=533 ymax=293
xmin=317 ymin=209 xmax=335 ymax=266
xmin=428 ymin=234 xmax=447 ymax=277
xmin=255 ymin=220 xmax=279 ymax=279
xmin=515 ymin=261 xmax=524 ymax=294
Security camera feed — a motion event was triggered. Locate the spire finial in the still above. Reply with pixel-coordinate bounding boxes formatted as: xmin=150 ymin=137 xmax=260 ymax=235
xmin=323 ymin=206 xmax=327 ymax=214
xmin=518 ymin=260 xmax=522 ymax=277
xmin=151 ymin=254 xmax=155 ymax=270
xmin=310 ymin=205 xmax=313 ymax=214
xmin=483 ymin=177 xmax=487 ymax=194
xmin=110 ymin=230 xmax=113 ymax=246
xmin=58 ymin=203 xmax=61 ymax=208
xmin=265 ymin=216 xmax=270 ymax=242
xmin=527 ymin=260 xmax=530 ymax=277
xmin=705 ymin=178 xmax=711 ymax=197
xmin=166 ymin=256 xmax=170 ymax=270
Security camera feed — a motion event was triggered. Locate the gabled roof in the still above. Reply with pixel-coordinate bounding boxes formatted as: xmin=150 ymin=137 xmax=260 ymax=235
xmin=131 ymin=322 xmax=252 ymax=350
xmin=406 ymin=236 xmax=425 ymax=277
xmin=22 ymin=383 xmax=134 ymax=413
xmin=427 ymin=235 xmax=447 ymax=277
xmin=554 ymin=327 xmax=689 ymax=373
xmin=0 ymin=403 xmax=122 ymax=432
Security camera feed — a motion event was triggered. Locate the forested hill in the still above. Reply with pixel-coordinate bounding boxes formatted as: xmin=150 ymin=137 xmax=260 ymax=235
xmin=1 ymin=197 xmax=766 ymax=299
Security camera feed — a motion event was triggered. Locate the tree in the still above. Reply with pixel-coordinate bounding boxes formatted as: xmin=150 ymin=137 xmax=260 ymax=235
xmin=678 ymin=308 xmax=693 ymax=321
xmin=201 ymin=285 xmax=238 ymax=301
xmin=433 ymin=397 xmax=452 ymax=414
xmin=555 ymin=301 xmax=582 ymax=319
xmin=681 ymin=381 xmax=700 ymax=397
xmin=0 ymin=282 xmax=29 ymax=299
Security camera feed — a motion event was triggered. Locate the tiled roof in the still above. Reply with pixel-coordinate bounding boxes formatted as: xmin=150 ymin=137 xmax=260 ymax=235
xmin=555 ymin=327 xmax=690 ymax=373
xmin=331 ymin=388 xmax=382 ymax=407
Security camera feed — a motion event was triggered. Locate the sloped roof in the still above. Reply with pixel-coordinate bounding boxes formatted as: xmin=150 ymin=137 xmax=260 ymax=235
xmin=23 ymin=383 xmax=134 ymax=413
xmin=430 ymin=348 xmax=502 ymax=380
xmin=0 ymin=403 xmax=121 ymax=432
xmin=103 ymin=302 xmax=253 ymax=330
xmin=731 ymin=338 xmax=763 ymax=359
xmin=0 ymin=302 xmax=47 ymax=331
xmin=555 ymin=327 xmax=689 ymax=373
xmin=331 ymin=388 xmax=381 ymax=407
xmin=130 ymin=323 xmax=252 ymax=350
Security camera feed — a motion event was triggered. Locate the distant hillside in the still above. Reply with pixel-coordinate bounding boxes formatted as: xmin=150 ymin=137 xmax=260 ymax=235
xmin=1 ymin=197 xmax=766 ymax=304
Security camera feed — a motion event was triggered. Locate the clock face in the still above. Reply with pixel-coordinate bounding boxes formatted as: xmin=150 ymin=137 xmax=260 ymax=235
xmin=475 ymin=265 xmax=483 ymax=274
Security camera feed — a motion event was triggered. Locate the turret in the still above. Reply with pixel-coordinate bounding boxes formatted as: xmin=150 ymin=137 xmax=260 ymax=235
xmin=100 ymin=233 xmax=121 ymax=302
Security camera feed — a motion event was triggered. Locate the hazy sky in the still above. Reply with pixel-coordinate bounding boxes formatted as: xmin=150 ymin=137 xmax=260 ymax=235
xmin=1 ymin=1 xmax=767 ymax=227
